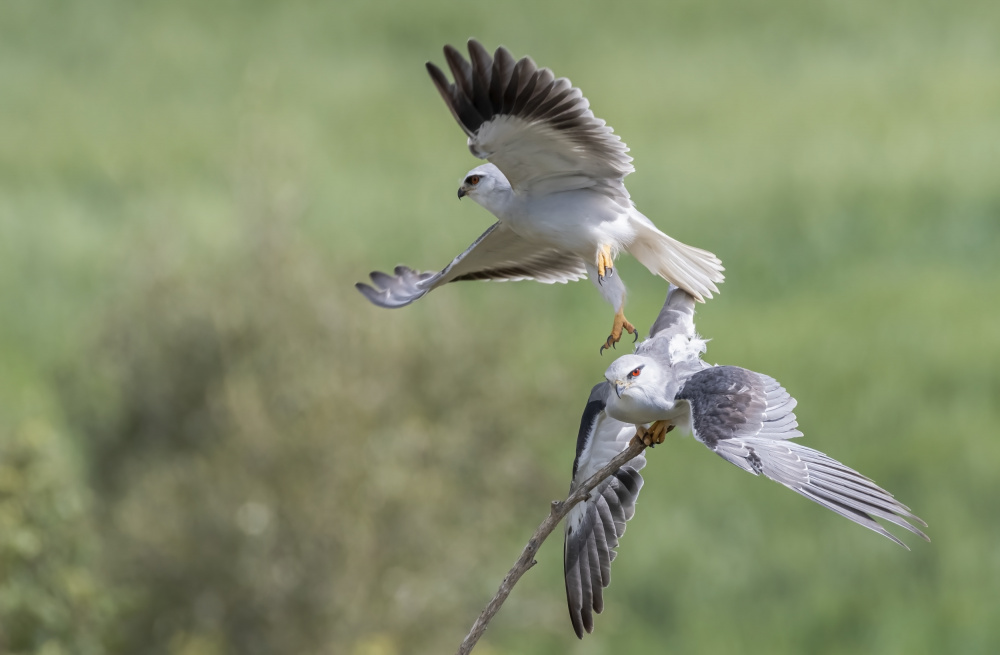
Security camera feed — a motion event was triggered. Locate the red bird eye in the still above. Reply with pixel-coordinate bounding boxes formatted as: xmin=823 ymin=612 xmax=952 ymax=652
xmin=629 ymin=367 xmax=642 ymax=378
xmin=468 ymin=175 xmax=480 ymax=185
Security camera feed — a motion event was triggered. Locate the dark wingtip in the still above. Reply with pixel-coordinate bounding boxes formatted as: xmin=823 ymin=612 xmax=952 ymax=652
xmin=442 ymin=44 xmax=468 ymax=79
xmin=467 ymin=38 xmax=490 ymax=59
xmin=355 ymin=281 xmax=380 ymax=305
xmin=426 ymin=61 xmax=448 ymax=86
xmin=368 ymin=270 xmax=394 ymax=287
xmin=569 ymin=606 xmax=585 ymax=639
xmin=494 ymin=44 xmax=514 ymax=60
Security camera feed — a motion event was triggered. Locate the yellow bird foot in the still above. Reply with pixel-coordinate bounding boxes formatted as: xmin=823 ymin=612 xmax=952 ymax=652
xmin=596 ymin=244 xmax=614 ymax=285
xmin=600 ymin=309 xmax=638 ymax=354
xmin=635 ymin=420 xmax=674 ymax=448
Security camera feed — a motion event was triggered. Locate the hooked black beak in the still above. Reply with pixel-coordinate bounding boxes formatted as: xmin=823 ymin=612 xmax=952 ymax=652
xmin=615 ymin=381 xmax=625 ymax=398
xmin=457 ymin=187 xmax=466 ymax=199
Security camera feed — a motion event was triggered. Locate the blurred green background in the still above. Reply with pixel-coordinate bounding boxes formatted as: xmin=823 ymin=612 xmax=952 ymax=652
xmin=2 ymin=0 xmax=998 ymax=653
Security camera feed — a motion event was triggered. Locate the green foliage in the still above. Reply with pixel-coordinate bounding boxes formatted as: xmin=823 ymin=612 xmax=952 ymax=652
xmin=56 ymin=216 xmax=575 ymax=653
xmin=0 ymin=420 xmax=116 ymax=654
xmin=1 ymin=0 xmax=999 ymax=653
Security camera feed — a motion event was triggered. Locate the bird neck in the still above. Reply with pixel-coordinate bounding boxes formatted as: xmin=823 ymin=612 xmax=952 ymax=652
xmin=473 ymin=186 xmax=516 ymax=220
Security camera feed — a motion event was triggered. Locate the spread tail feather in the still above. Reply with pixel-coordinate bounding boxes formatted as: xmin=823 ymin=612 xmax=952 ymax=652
xmin=629 ymin=222 xmax=725 ymax=302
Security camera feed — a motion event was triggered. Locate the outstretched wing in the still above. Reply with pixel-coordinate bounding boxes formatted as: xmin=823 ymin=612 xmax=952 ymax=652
xmin=677 ymin=366 xmax=929 ymax=548
xmin=355 ymin=222 xmax=587 ymax=308
xmin=427 ymin=39 xmax=634 ymax=196
xmin=564 ymin=383 xmax=646 ymax=638
xmin=646 ymin=284 xmax=697 ymax=340
xmin=636 ymin=285 xmax=708 ymax=373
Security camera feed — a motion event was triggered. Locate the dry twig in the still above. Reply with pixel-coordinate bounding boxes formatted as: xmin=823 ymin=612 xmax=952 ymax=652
xmin=454 ymin=436 xmax=647 ymax=655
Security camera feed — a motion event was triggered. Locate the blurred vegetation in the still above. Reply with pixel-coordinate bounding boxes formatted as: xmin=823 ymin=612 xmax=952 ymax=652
xmin=1 ymin=0 xmax=998 ymax=653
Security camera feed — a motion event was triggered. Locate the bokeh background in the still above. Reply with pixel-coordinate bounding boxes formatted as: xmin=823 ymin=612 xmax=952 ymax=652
xmin=2 ymin=1 xmax=998 ymax=653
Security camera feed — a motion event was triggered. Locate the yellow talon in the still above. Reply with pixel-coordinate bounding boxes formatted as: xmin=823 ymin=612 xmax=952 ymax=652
xmin=596 ymin=244 xmax=614 ymax=283
xmin=636 ymin=420 xmax=673 ymax=447
xmin=600 ymin=308 xmax=638 ymax=354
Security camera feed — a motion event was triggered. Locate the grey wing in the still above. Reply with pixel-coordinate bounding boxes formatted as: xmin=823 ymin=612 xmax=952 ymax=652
xmin=427 ymin=39 xmax=634 ymax=197
xmin=355 ymin=222 xmax=587 ymax=308
xmin=564 ymin=383 xmax=646 ymax=638
xmin=647 ymin=285 xmax=697 ymax=340
xmin=635 ymin=285 xmax=707 ymax=371
xmin=635 ymin=284 xmax=698 ymax=361
xmin=677 ymin=366 xmax=929 ymax=548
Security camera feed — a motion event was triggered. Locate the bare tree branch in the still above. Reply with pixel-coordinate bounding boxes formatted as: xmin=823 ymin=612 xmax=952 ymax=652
xmin=455 ymin=436 xmax=648 ymax=655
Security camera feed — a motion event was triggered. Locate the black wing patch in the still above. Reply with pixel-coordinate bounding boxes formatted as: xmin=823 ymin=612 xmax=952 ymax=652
xmin=571 ymin=385 xmax=609 ymax=479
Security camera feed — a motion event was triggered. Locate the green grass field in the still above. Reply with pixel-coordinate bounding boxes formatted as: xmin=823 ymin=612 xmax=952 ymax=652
xmin=2 ymin=1 xmax=999 ymax=653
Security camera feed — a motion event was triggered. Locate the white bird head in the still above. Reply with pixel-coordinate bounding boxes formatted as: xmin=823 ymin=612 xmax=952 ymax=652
xmin=457 ymin=163 xmax=510 ymax=206
xmin=605 ymin=354 xmax=659 ymax=400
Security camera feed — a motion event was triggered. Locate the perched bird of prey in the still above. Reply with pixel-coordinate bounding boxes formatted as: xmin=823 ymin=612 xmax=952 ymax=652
xmin=564 ymin=286 xmax=929 ymax=638
xmin=356 ymin=39 xmax=725 ymax=351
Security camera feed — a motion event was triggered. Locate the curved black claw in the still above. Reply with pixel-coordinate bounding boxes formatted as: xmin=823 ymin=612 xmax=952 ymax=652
xmin=596 ymin=267 xmax=614 ymax=287
xmin=632 ymin=330 xmax=639 ymax=343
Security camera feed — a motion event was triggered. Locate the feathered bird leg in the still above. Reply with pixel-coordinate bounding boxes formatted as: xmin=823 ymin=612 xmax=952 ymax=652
xmin=587 ymin=255 xmax=638 ymax=354
xmin=635 ymin=420 xmax=674 ymax=448
xmin=601 ymin=307 xmax=638 ymax=354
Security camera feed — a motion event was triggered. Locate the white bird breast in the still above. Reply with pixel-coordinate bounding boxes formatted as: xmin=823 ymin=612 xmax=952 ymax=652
xmin=606 ymin=385 xmax=680 ymax=425
xmin=501 ymin=189 xmax=636 ymax=255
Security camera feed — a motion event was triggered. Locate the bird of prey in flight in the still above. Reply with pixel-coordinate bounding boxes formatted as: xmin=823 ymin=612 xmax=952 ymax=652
xmin=356 ymin=39 xmax=725 ymax=351
xmin=563 ymin=286 xmax=928 ymax=637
